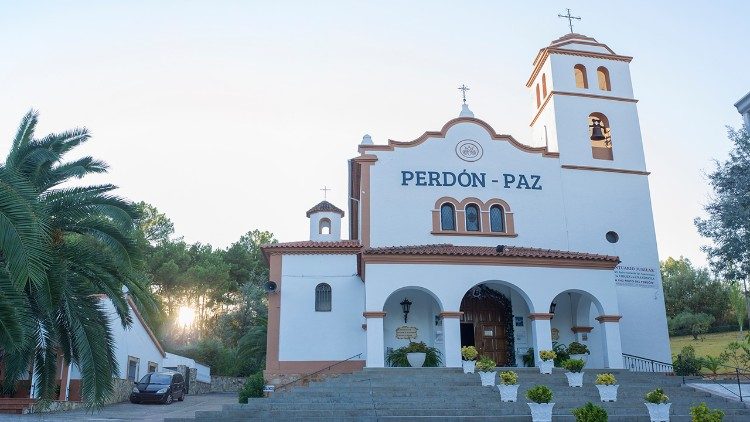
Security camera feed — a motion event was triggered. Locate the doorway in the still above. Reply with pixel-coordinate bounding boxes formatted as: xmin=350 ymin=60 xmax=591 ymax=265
xmin=460 ymin=285 xmax=515 ymax=366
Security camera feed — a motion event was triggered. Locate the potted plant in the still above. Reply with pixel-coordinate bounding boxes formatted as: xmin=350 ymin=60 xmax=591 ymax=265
xmin=562 ymin=359 xmax=585 ymax=387
xmin=567 ymin=341 xmax=590 ymax=362
xmin=571 ymin=402 xmax=608 ymax=422
xmin=461 ymin=346 xmax=478 ymax=374
xmin=644 ymin=388 xmax=671 ymax=422
xmin=526 ymin=385 xmax=554 ymax=422
xmin=690 ymin=402 xmax=724 ymax=422
xmin=595 ymin=373 xmax=619 ymax=402
xmin=475 ymin=356 xmax=496 ymax=387
xmin=497 ymin=370 xmax=519 ymax=402
xmin=385 ymin=341 xmax=443 ymax=367
xmin=538 ymin=350 xmax=556 ymax=374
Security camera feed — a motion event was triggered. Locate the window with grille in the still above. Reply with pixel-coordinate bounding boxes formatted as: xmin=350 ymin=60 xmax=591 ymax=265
xmin=490 ymin=205 xmax=505 ymax=232
xmin=465 ymin=204 xmax=480 ymax=231
xmin=315 ymin=283 xmax=332 ymax=311
xmin=440 ymin=203 xmax=456 ymax=231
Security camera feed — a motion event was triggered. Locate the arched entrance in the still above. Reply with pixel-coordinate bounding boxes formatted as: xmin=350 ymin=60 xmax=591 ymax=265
xmin=382 ymin=287 xmax=444 ymax=366
xmin=460 ymin=284 xmax=515 ymax=366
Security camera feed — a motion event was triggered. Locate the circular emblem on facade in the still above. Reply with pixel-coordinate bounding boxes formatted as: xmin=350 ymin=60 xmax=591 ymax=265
xmin=455 ymin=139 xmax=483 ymax=162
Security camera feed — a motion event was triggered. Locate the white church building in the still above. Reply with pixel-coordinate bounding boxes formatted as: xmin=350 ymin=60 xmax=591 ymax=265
xmin=262 ymin=33 xmax=671 ymax=381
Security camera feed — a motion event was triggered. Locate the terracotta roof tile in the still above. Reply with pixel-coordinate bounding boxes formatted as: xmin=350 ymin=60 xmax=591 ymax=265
xmin=363 ymin=244 xmax=619 ymax=262
xmin=262 ymin=240 xmax=361 ymax=249
xmin=306 ymin=200 xmax=345 ymax=217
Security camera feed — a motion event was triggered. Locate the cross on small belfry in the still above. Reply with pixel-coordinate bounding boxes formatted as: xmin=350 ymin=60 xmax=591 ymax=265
xmin=458 ymin=84 xmax=470 ymax=103
xmin=320 ymin=185 xmax=331 ymax=200
xmin=558 ymin=8 xmax=581 ymax=33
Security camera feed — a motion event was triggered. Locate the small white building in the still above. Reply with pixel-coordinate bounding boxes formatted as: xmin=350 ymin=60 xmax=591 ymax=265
xmin=262 ymin=33 xmax=671 ymax=380
xmin=736 ymin=91 xmax=750 ymax=127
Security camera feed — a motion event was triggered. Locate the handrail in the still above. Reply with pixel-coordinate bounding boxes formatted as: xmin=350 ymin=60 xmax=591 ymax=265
xmin=675 ymin=356 xmax=750 ymax=402
xmin=275 ymin=353 xmax=363 ymax=392
xmin=622 ymin=353 xmax=674 ymax=373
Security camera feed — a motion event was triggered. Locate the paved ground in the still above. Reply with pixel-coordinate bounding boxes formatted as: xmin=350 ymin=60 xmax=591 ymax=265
xmin=689 ymin=382 xmax=750 ymax=402
xmin=0 ymin=393 xmax=237 ymax=422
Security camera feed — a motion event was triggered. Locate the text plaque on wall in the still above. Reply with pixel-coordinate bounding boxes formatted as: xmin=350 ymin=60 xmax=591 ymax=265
xmin=395 ymin=326 xmax=418 ymax=340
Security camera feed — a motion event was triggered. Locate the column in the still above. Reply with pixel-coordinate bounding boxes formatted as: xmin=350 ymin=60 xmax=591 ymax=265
xmin=596 ymin=315 xmax=624 ymax=369
xmin=439 ymin=312 xmax=463 ymax=368
xmin=363 ymin=312 xmax=386 ymax=368
xmin=58 ymin=360 xmax=71 ymax=401
xmin=63 ymin=363 xmax=73 ymax=401
xmin=528 ymin=313 xmax=553 ymax=366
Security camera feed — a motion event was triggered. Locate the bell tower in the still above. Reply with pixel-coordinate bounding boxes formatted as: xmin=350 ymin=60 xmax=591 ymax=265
xmin=528 ymin=33 xmax=647 ymax=172
xmin=307 ymin=200 xmax=344 ymax=241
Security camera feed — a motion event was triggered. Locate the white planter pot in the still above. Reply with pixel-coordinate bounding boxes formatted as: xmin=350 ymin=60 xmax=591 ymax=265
xmin=539 ymin=360 xmax=554 ymax=374
xmin=596 ymin=384 xmax=619 ymax=402
xmin=478 ymin=371 xmax=496 ymax=387
xmin=569 ymin=353 xmax=587 ymax=362
xmin=406 ymin=352 xmax=426 ymax=368
xmin=497 ymin=384 xmax=519 ymax=402
xmin=462 ymin=360 xmax=476 ymax=374
xmin=565 ymin=371 xmax=584 ymax=387
xmin=645 ymin=403 xmax=671 ymax=421
xmin=527 ymin=402 xmax=555 ymax=422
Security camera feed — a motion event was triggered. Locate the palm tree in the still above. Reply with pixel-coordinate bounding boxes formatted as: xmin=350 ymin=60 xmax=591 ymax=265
xmin=0 ymin=110 xmax=154 ymax=405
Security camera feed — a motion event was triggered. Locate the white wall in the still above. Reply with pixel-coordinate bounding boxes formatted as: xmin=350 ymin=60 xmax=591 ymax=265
xmin=278 ymin=254 xmax=365 ymax=361
xmin=382 ymin=288 xmax=443 ymax=363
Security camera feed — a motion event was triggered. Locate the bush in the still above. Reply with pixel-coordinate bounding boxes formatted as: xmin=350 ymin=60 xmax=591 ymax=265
xmin=238 ymin=372 xmax=265 ymax=403
xmin=595 ymin=373 xmax=617 ymax=385
xmin=719 ymin=342 xmax=750 ymax=371
xmin=499 ymin=370 xmax=518 ymax=385
xmin=522 ymin=348 xmax=535 ymax=367
xmin=174 ymin=338 xmax=239 ymax=376
xmin=539 ymin=350 xmax=557 ymax=362
xmin=385 ymin=342 xmax=442 ymax=367
xmin=701 ymin=355 xmax=725 ymax=377
xmin=690 ymin=402 xmax=724 ymax=422
xmin=526 ymin=385 xmax=553 ymax=403
xmin=674 ymin=345 xmax=703 ymax=376
xmin=563 ymin=359 xmax=585 ymax=373
xmin=475 ymin=356 xmax=496 ymax=372
xmin=668 ymin=312 xmax=715 ymax=340
xmin=568 ymin=342 xmax=590 ymax=355
xmin=572 ymin=402 xmax=608 ymax=422
xmin=644 ymin=388 xmax=669 ymax=404
xmin=553 ymin=342 xmax=571 ymax=366
xmin=461 ymin=346 xmax=478 ymax=361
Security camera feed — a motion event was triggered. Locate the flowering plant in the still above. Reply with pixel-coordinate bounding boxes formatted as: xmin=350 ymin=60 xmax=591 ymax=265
xmin=539 ymin=350 xmax=557 ymax=362
xmin=499 ymin=370 xmax=518 ymax=385
xmin=461 ymin=346 xmax=478 ymax=361
xmin=475 ymin=356 xmax=496 ymax=372
xmin=595 ymin=373 xmax=617 ymax=385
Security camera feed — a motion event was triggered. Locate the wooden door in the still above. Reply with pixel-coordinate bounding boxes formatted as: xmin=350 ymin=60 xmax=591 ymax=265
xmin=460 ymin=288 xmax=511 ymax=366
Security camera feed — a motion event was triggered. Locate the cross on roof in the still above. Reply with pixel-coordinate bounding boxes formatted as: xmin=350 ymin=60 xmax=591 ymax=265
xmin=320 ymin=185 xmax=331 ymax=200
xmin=558 ymin=8 xmax=581 ymax=33
xmin=458 ymin=84 xmax=470 ymax=103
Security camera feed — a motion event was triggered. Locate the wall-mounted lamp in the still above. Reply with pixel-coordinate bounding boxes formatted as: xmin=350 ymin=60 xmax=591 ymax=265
xmin=549 ymin=302 xmax=557 ymax=319
xmin=400 ymin=298 xmax=412 ymax=323
xmin=435 ymin=315 xmax=442 ymax=326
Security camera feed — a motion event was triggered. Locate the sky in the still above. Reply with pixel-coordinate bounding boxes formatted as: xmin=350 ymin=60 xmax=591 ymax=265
xmin=1 ymin=0 xmax=748 ymax=269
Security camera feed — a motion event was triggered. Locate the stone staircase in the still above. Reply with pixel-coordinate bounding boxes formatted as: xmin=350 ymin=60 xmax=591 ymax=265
xmin=166 ymin=367 xmax=750 ymax=421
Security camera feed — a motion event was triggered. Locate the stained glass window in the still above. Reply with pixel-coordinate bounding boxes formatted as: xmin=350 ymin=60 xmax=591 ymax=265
xmin=315 ymin=283 xmax=332 ymax=311
xmin=490 ymin=205 xmax=504 ymax=232
xmin=440 ymin=203 xmax=456 ymax=231
xmin=465 ymin=204 xmax=480 ymax=231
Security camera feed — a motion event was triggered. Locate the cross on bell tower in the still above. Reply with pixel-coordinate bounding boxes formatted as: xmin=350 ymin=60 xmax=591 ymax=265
xmin=558 ymin=8 xmax=581 ymax=33
xmin=320 ymin=185 xmax=331 ymax=200
xmin=458 ymin=84 xmax=470 ymax=104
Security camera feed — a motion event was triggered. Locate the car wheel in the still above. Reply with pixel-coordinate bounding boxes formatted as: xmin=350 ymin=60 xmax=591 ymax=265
xmin=130 ymin=399 xmax=139 ymax=404
xmin=177 ymin=391 xmax=184 ymax=401
xmin=164 ymin=393 xmax=173 ymax=405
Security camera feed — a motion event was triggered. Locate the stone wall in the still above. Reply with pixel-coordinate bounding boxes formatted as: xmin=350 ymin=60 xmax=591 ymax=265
xmin=109 ymin=377 xmax=134 ymax=404
xmin=210 ymin=376 xmax=246 ymax=393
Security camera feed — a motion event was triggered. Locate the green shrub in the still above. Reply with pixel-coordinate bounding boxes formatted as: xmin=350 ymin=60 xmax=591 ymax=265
xmin=461 ymin=346 xmax=478 ymax=360
xmin=568 ymin=342 xmax=590 ymax=355
xmin=690 ymin=402 xmax=724 ymax=422
xmin=475 ymin=356 xmax=496 ymax=372
xmin=238 ymin=372 xmax=265 ymax=403
xmin=668 ymin=312 xmax=715 ymax=340
xmin=595 ymin=373 xmax=617 ymax=385
xmin=674 ymin=345 xmax=703 ymax=376
xmin=572 ymin=402 xmax=608 ymax=422
xmin=644 ymin=388 xmax=669 ymax=404
xmin=522 ymin=348 xmax=535 ymax=367
xmin=174 ymin=338 xmax=239 ymax=376
xmin=701 ymin=355 xmax=725 ymax=377
xmin=539 ymin=350 xmax=557 ymax=362
xmin=563 ymin=359 xmax=585 ymax=373
xmin=526 ymin=385 xmax=553 ymax=403
xmin=553 ymin=342 xmax=571 ymax=366
xmin=499 ymin=370 xmax=518 ymax=385
xmin=385 ymin=342 xmax=442 ymax=367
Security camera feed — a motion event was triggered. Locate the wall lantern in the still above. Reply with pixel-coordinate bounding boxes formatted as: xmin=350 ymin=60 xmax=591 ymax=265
xmin=400 ymin=298 xmax=412 ymax=323
xmin=549 ymin=301 xmax=557 ymax=319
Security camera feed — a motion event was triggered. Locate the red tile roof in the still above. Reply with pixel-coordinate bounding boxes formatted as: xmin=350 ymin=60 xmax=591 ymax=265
xmin=363 ymin=244 xmax=619 ymax=263
xmin=262 ymin=240 xmax=361 ymax=249
xmin=306 ymin=200 xmax=345 ymax=217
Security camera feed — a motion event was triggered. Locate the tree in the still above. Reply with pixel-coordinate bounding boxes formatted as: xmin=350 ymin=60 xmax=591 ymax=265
xmin=661 ymin=257 xmax=730 ymax=322
xmin=0 ymin=110 xmax=153 ymax=405
xmin=729 ymin=284 xmax=747 ymax=333
xmin=668 ymin=312 xmax=715 ymax=340
xmin=695 ymin=126 xmax=750 ymax=323
xmin=135 ymin=201 xmax=175 ymax=245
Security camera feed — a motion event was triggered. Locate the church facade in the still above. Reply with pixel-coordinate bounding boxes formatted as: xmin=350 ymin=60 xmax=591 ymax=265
xmin=262 ymin=33 xmax=671 ymax=381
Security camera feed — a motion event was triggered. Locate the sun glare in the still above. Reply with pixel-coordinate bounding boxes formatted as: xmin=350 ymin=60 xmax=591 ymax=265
xmin=177 ymin=306 xmax=195 ymax=327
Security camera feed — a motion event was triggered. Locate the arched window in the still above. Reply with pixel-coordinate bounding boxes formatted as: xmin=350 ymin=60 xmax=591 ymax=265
xmin=535 ymin=84 xmax=541 ymax=107
xmin=315 ymin=283 xmax=332 ymax=312
xmin=574 ymin=64 xmax=588 ymax=89
xmin=589 ymin=112 xmax=613 ymax=160
xmin=597 ymin=67 xmax=611 ymax=91
xmin=465 ymin=204 xmax=480 ymax=232
xmin=490 ymin=205 xmax=505 ymax=233
xmin=440 ymin=203 xmax=456 ymax=231
xmin=541 ymin=74 xmax=548 ymax=98
xmin=319 ymin=218 xmax=331 ymax=235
